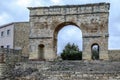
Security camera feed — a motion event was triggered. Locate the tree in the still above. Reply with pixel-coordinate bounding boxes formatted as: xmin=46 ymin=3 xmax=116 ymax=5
xmin=61 ymin=43 xmax=82 ymax=60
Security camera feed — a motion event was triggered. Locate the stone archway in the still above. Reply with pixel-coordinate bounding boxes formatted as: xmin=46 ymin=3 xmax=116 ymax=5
xmin=57 ymin=25 xmax=83 ymax=55
xmin=28 ymin=3 xmax=110 ymax=60
xmin=91 ymin=43 xmax=99 ymax=60
xmin=53 ymin=22 xmax=82 ymax=54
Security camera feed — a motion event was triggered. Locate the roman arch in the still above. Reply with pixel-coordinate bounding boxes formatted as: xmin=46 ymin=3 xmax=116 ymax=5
xmin=28 ymin=3 xmax=110 ymax=60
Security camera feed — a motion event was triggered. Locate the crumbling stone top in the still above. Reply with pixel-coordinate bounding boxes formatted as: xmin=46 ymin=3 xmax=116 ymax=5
xmin=16 ymin=61 xmax=120 ymax=73
xmin=28 ymin=3 xmax=110 ymax=9
xmin=28 ymin=3 xmax=110 ymax=16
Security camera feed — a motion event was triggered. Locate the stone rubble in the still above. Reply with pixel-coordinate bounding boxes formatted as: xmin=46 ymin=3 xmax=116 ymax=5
xmin=1 ymin=61 xmax=120 ymax=80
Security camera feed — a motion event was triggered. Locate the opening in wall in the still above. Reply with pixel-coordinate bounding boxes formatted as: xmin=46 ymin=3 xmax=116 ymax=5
xmin=38 ymin=44 xmax=45 ymax=60
xmin=91 ymin=43 xmax=99 ymax=60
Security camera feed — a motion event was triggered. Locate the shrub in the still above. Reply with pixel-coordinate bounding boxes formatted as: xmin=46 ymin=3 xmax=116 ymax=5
xmin=61 ymin=43 xmax=82 ymax=60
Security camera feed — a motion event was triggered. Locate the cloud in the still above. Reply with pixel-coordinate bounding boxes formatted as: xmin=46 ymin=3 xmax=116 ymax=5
xmin=0 ymin=0 xmax=45 ymax=25
xmin=109 ymin=36 xmax=120 ymax=50
xmin=15 ymin=0 xmax=44 ymax=7
xmin=58 ymin=25 xmax=82 ymax=41
xmin=16 ymin=0 xmax=31 ymax=7
xmin=0 ymin=12 xmax=13 ymax=25
xmin=109 ymin=23 xmax=120 ymax=36
xmin=57 ymin=25 xmax=82 ymax=54
xmin=0 ymin=0 xmax=120 ymax=51
xmin=50 ymin=0 xmax=61 ymax=4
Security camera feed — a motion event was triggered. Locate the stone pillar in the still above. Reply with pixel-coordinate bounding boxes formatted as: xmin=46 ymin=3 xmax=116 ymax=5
xmin=100 ymin=37 xmax=109 ymax=60
xmin=82 ymin=37 xmax=91 ymax=60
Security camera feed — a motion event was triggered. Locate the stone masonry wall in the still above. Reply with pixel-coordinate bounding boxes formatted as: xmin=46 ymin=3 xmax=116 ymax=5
xmin=108 ymin=50 xmax=120 ymax=61
xmin=16 ymin=72 xmax=120 ymax=80
xmin=14 ymin=22 xmax=29 ymax=57
xmin=4 ymin=61 xmax=120 ymax=80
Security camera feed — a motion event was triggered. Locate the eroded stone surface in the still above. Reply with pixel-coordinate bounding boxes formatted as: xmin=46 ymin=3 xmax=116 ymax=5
xmin=14 ymin=22 xmax=29 ymax=57
xmin=28 ymin=3 xmax=110 ymax=60
xmin=2 ymin=61 xmax=120 ymax=80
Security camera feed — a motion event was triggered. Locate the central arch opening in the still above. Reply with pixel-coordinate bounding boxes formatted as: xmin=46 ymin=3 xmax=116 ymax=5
xmin=57 ymin=25 xmax=82 ymax=55
xmin=54 ymin=23 xmax=83 ymax=59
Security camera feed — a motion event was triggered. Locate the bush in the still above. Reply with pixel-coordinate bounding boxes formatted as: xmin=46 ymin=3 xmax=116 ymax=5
xmin=61 ymin=43 xmax=82 ymax=60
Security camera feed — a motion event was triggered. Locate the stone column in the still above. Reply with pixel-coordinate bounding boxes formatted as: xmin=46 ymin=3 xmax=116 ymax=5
xmin=82 ymin=38 xmax=91 ymax=60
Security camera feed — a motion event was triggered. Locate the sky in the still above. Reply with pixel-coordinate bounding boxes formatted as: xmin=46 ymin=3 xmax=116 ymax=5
xmin=0 ymin=0 xmax=120 ymax=54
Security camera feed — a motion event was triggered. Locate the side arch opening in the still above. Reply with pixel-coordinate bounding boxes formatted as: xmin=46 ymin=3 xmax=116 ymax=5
xmin=38 ymin=44 xmax=45 ymax=60
xmin=91 ymin=43 xmax=100 ymax=60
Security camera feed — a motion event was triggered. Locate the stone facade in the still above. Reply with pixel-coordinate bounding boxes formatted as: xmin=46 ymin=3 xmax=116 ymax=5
xmin=108 ymin=50 xmax=120 ymax=61
xmin=0 ymin=23 xmax=14 ymax=49
xmin=28 ymin=3 xmax=110 ymax=60
xmin=14 ymin=22 xmax=29 ymax=57
xmin=0 ymin=22 xmax=29 ymax=57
